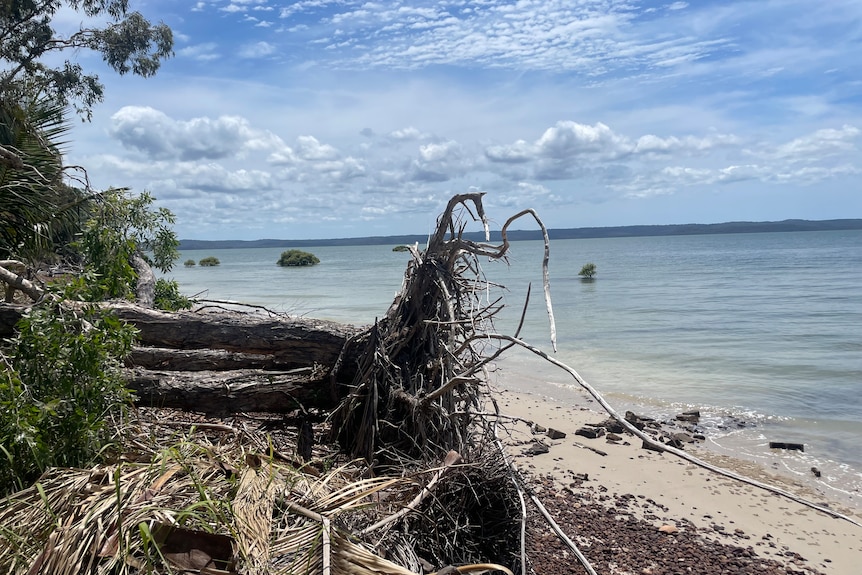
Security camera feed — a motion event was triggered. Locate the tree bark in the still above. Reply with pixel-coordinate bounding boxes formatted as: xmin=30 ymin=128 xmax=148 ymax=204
xmin=128 ymin=346 xmax=284 ymax=371
xmin=131 ymin=254 xmax=155 ymax=308
xmin=126 ymin=367 xmax=338 ymax=413
xmin=108 ymin=302 xmax=361 ymax=371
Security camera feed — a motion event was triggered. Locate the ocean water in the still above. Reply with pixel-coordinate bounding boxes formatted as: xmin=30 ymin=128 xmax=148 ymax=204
xmin=164 ymin=230 xmax=862 ymax=507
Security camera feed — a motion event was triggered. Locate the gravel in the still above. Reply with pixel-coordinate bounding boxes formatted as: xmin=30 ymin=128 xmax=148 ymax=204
xmin=524 ymin=476 xmax=827 ymax=575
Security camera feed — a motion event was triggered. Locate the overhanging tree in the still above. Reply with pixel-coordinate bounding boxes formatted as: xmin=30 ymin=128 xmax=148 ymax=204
xmin=0 ymin=0 xmax=174 ymax=120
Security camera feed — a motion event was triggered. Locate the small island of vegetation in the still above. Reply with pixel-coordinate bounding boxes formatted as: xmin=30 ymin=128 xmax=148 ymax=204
xmin=198 ymin=256 xmax=220 ymax=266
xmin=392 ymin=245 xmax=410 ymax=252
xmin=578 ymin=262 xmax=596 ymax=279
xmin=277 ymin=249 xmax=320 ymax=267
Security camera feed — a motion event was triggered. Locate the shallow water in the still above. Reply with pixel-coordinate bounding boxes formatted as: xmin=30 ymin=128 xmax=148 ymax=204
xmin=164 ymin=230 xmax=862 ymax=508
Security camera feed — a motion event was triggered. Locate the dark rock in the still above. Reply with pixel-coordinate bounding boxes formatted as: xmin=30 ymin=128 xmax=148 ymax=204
xmin=665 ymin=437 xmax=685 ymax=450
xmin=532 ymin=424 xmax=547 ymax=434
xmin=575 ymin=426 xmax=605 ymax=439
xmin=811 ymin=467 xmax=821 ymax=478
xmin=641 ymin=440 xmax=664 ymax=453
xmin=675 ymin=412 xmax=700 ymax=423
xmin=769 ymin=441 xmax=804 ymax=452
xmin=624 ymin=411 xmax=648 ymax=430
xmin=546 ymin=427 xmax=567 ymax=440
xmin=606 ymin=432 xmax=623 ymax=442
xmin=672 ymin=432 xmax=695 ymax=444
xmin=523 ymin=441 xmax=550 ymax=456
xmin=598 ymin=418 xmax=626 ymax=434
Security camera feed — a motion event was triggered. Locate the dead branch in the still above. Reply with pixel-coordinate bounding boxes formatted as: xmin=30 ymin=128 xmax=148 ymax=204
xmin=0 ymin=262 xmax=43 ymax=302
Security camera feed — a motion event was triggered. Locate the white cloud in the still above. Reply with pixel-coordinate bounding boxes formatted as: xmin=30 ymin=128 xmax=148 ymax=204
xmin=771 ymin=125 xmax=859 ymax=162
xmin=109 ymin=106 xmax=268 ymax=161
xmin=177 ymin=43 xmax=221 ymax=62
xmin=238 ymin=41 xmax=277 ymax=58
xmin=295 ymin=135 xmax=340 ymax=161
xmin=535 ymin=121 xmax=629 ymax=159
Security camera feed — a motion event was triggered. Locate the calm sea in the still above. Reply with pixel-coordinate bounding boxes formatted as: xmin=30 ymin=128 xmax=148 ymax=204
xmin=164 ymin=230 xmax=862 ymax=507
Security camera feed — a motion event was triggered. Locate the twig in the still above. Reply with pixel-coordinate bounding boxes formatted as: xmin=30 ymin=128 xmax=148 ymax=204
xmin=360 ymin=450 xmax=463 ymax=535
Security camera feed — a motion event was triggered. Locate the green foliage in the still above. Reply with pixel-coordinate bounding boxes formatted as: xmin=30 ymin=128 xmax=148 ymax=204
xmin=0 ymin=96 xmax=88 ymax=263
xmin=198 ymin=256 xmax=220 ymax=267
xmin=277 ymin=249 xmax=320 ymax=267
xmin=0 ymin=304 xmax=137 ymax=495
xmin=0 ymin=1 xmax=174 ymax=120
xmin=184 ymin=259 xmax=196 ymax=267
xmin=392 ymin=245 xmax=410 ymax=252
xmin=76 ymin=188 xmax=179 ymax=301
xmin=578 ymin=262 xmax=597 ymax=278
xmin=153 ymin=278 xmax=192 ymax=311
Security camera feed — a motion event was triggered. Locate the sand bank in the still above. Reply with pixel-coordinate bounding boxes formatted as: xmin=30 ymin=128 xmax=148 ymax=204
xmin=496 ymin=388 xmax=862 ymax=575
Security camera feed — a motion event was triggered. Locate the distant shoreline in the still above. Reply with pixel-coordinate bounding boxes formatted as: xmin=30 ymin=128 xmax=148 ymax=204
xmin=178 ymin=218 xmax=862 ymax=251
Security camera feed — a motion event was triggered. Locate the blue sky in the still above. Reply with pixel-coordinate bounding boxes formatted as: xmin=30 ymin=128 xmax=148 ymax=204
xmin=65 ymin=0 xmax=861 ymax=240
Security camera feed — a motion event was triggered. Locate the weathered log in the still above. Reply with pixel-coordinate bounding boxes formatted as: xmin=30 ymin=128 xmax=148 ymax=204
xmin=126 ymin=367 xmax=338 ymax=413
xmin=128 ymin=346 xmax=283 ymax=371
xmin=108 ymin=303 xmax=360 ymax=371
xmin=0 ymin=263 xmax=42 ymax=303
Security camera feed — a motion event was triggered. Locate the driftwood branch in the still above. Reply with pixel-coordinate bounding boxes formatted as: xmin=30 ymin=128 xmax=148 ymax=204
xmin=0 ymin=262 xmax=43 ymax=302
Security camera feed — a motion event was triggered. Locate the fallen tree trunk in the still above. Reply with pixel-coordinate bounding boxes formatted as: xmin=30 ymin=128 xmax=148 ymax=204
xmin=128 ymin=346 xmax=284 ymax=371
xmin=109 ymin=303 xmax=359 ymax=370
xmin=126 ymin=366 xmax=338 ymax=413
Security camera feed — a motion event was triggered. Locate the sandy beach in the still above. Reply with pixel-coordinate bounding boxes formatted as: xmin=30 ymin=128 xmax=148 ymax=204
xmin=495 ymin=388 xmax=862 ymax=575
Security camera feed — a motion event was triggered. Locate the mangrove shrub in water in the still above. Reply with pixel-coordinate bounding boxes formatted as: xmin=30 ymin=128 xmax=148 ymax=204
xmin=277 ymin=250 xmax=320 ymax=267
xmin=199 ymin=256 xmax=220 ymax=267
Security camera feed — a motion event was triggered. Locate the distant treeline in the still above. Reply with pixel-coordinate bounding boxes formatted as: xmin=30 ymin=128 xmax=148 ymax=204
xmin=178 ymin=218 xmax=862 ymax=251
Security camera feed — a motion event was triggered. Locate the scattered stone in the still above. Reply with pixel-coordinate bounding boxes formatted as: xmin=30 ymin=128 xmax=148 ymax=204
xmin=811 ymin=467 xmax=822 ymax=478
xmin=624 ymin=411 xmax=647 ymax=430
xmin=546 ymin=427 xmax=567 ymax=440
xmin=641 ymin=440 xmax=664 ymax=453
xmin=575 ymin=426 xmax=605 ymax=439
xmin=675 ymin=410 xmax=700 ymax=423
xmin=658 ymin=524 xmax=679 ymax=534
xmin=693 ymin=433 xmax=706 ymax=441
xmin=523 ymin=441 xmax=550 ymax=456
xmin=597 ymin=417 xmax=626 ymax=434
xmin=606 ymin=432 xmax=623 ymax=443
xmin=664 ymin=437 xmax=685 ymax=449
xmin=672 ymin=432 xmax=695 ymax=444
xmin=769 ymin=441 xmax=804 ymax=452
xmin=532 ymin=424 xmax=547 ymax=434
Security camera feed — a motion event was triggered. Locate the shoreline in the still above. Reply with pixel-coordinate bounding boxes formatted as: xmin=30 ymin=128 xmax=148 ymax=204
xmin=492 ymin=357 xmax=862 ymax=514
xmin=493 ymin=386 xmax=862 ymax=574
